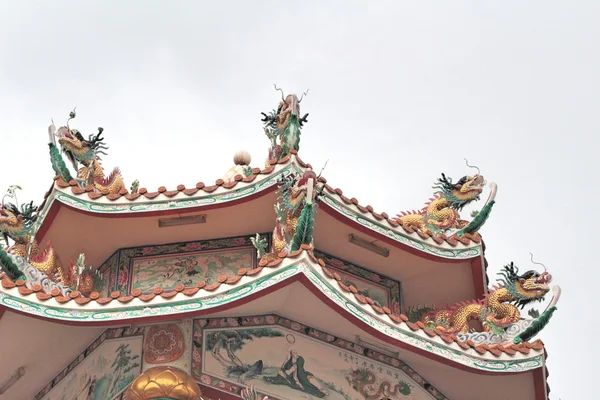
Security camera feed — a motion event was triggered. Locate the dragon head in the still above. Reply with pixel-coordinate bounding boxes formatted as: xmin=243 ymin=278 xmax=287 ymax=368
xmin=0 ymin=201 xmax=38 ymax=242
xmin=497 ymin=262 xmax=552 ymax=309
xmin=433 ymin=173 xmax=486 ymax=211
xmin=55 ymin=125 xmax=107 ymax=169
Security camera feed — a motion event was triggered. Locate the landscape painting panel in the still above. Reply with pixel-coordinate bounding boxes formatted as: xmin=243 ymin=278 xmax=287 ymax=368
xmin=199 ymin=325 xmax=438 ymax=400
xmin=131 ymin=247 xmax=254 ymax=293
xmin=41 ymin=336 xmax=142 ymax=400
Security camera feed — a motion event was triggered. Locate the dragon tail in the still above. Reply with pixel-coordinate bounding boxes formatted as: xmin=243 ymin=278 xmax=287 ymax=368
xmin=457 ymin=183 xmax=498 ymax=237
xmin=49 ymin=142 xmax=74 ymax=181
xmin=290 ymin=202 xmax=316 ymax=252
xmin=513 ymin=306 xmax=557 ymax=344
xmin=0 ymin=247 xmax=25 ymax=281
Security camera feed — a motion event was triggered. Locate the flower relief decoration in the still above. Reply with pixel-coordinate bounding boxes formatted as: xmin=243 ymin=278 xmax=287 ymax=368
xmin=48 ymin=108 xmax=139 ymax=194
xmin=408 ymin=253 xmax=561 ymax=345
xmin=393 ymin=159 xmax=497 ymax=238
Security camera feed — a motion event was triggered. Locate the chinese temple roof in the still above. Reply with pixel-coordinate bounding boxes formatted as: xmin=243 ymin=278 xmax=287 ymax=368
xmin=0 ymin=89 xmax=557 ymax=399
xmin=0 ymin=247 xmax=550 ymax=360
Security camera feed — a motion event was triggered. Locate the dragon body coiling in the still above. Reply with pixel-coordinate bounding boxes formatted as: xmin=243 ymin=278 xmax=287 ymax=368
xmin=0 ymin=202 xmax=73 ymax=286
xmin=255 ymin=169 xmax=319 ymax=264
xmin=395 ymin=173 xmax=487 ymax=235
xmin=261 ymin=85 xmax=309 ymax=164
xmin=418 ymin=263 xmax=552 ymax=334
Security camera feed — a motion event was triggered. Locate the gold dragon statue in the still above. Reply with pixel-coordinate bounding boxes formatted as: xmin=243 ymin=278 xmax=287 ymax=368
xmin=48 ymin=109 xmax=132 ymax=194
xmin=0 ymin=196 xmax=100 ymax=294
xmin=393 ymin=160 xmax=497 ymax=237
xmin=411 ymin=262 xmax=555 ymax=335
xmin=0 ymin=200 xmax=73 ymax=286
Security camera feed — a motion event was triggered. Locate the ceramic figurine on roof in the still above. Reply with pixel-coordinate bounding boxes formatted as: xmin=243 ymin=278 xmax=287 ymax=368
xmin=253 ymin=168 xmax=320 ymax=263
xmin=48 ymin=108 xmax=136 ymax=194
xmin=222 ymin=151 xmax=253 ymax=184
xmin=393 ymin=159 xmax=497 ymax=237
xmin=413 ymin=257 xmax=560 ymax=342
xmin=0 ymin=187 xmax=100 ymax=294
xmin=261 ymin=84 xmax=309 ymax=164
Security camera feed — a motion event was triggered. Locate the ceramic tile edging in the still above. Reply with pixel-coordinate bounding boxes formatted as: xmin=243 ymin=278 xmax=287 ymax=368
xmin=0 ymin=250 xmax=544 ymax=368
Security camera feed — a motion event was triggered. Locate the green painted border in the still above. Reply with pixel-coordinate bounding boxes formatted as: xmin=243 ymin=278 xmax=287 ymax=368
xmin=0 ymin=261 xmax=542 ymax=373
xmin=53 ymin=165 xmax=297 ymax=214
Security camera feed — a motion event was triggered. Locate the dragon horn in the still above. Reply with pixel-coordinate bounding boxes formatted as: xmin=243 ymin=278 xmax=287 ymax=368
xmin=299 ymin=89 xmax=310 ymax=102
xmin=529 ymin=252 xmax=548 ymax=272
xmin=464 ymin=158 xmax=481 ymax=175
xmin=273 ymin=84 xmax=285 ymax=101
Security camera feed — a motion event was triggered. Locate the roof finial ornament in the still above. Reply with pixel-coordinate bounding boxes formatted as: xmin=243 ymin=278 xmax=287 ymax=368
xmin=529 ymin=252 xmax=548 ymax=273
xmin=464 ymin=158 xmax=481 ymax=175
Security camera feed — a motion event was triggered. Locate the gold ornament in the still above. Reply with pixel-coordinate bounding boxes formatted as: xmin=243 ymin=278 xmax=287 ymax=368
xmin=124 ymin=366 xmax=203 ymax=400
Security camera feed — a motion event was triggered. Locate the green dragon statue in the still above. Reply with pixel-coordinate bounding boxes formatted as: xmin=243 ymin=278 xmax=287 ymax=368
xmin=393 ymin=160 xmax=496 ymax=237
xmin=253 ymin=169 xmax=320 ymax=263
xmin=414 ymin=261 xmax=557 ymax=336
xmin=261 ymin=84 xmax=309 ymax=164
xmin=48 ymin=109 xmax=136 ymax=194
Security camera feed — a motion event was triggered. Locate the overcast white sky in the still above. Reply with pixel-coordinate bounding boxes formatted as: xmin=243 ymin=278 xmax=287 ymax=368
xmin=0 ymin=1 xmax=597 ymax=398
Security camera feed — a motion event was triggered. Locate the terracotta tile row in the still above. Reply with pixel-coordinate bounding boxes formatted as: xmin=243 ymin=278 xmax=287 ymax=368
xmin=317 ymin=176 xmax=482 ymax=248
xmin=52 ymin=150 xmax=313 ymax=202
xmin=310 ymin=254 xmax=545 ymax=358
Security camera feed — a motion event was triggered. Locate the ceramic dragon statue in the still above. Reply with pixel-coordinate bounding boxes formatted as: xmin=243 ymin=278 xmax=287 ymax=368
xmin=261 ymin=84 xmax=309 ymax=164
xmin=414 ymin=262 xmax=556 ymax=335
xmin=48 ymin=109 xmax=134 ymax=194
xmin=252 ymin=169 xmax=320 ymax=263
xmin=0 ymin=200 xmax=73 ymax=285
xmin=393 ymin=160 xmax=497 ymax=237
xmin=0 ymin=199 xmax=101 ymax=294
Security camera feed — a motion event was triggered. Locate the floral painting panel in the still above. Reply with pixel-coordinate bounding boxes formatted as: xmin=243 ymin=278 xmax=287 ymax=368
xmin=130 ymin=247 xmax=255 ymax=293
xmin=40 ymin=336 xmax=143 ymax=400
xmin=196 ymin=323 xmax=440 ymax=400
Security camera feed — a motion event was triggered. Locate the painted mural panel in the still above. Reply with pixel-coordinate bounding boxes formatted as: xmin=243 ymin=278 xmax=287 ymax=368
xmin=96 ymin=234 xmax=267 ymax=295
xmin=193 ymin=316 xmax=448 ymax=400
xmin=313 ymin=250 xmax=402 ymax=314
xmin=131 ymin=247 xmax=254 ymax=293
xmin=35 ymin=327 xmax=144 ymax=400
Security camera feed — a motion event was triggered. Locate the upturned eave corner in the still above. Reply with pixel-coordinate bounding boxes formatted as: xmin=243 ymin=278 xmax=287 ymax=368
xmin=0 ymin=249 xmax=550 ymax=375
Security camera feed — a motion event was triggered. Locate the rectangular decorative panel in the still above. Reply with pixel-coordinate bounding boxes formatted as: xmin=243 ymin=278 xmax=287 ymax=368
xmin=192 ymin=315 xmax=448 ymax=400
xmin=97 ymin=234 xmax=269 ymax=296
xmin=35 ymin=327 xmax=144 ymax=400
xmin=313 ymin=250 xmax=402 ymax=314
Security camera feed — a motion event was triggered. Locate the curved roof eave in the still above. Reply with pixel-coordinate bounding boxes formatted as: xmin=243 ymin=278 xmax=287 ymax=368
xmin=0 ymin=249 xmax=543 ymax=374
xmin=34 ymin=152 xmax=483 ymax=261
